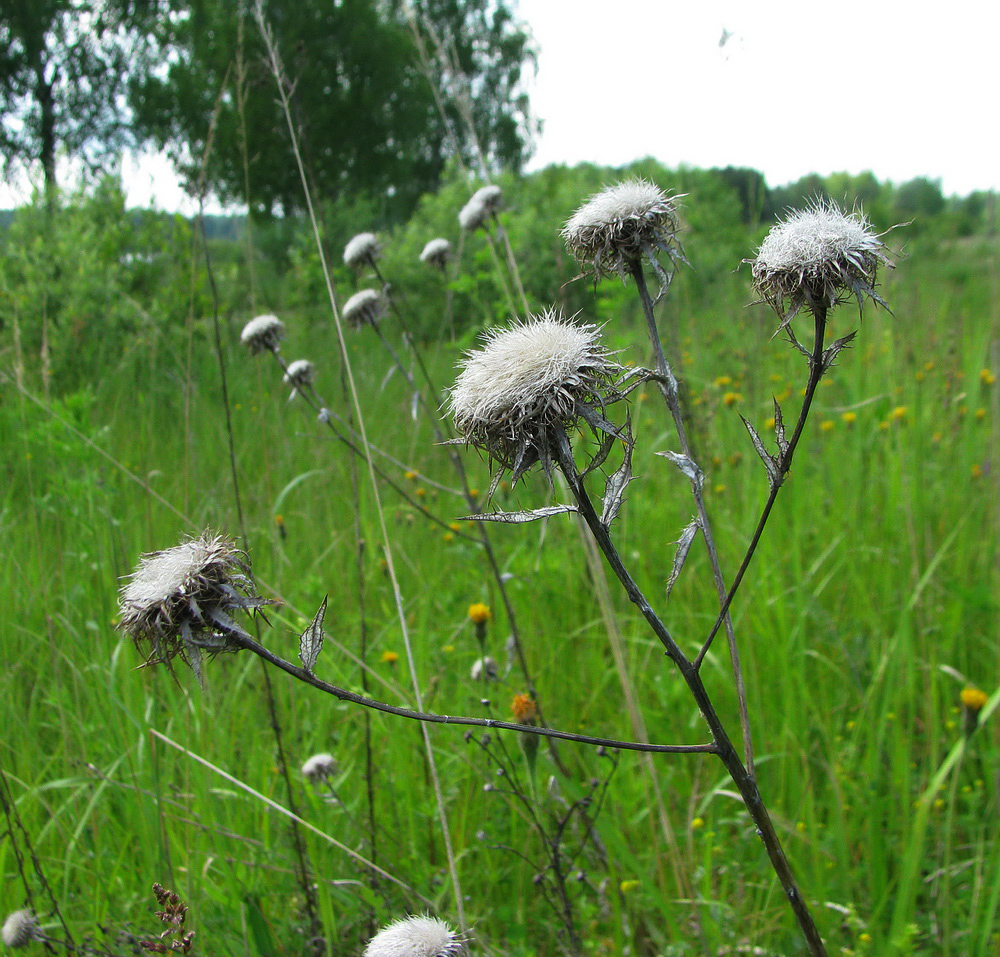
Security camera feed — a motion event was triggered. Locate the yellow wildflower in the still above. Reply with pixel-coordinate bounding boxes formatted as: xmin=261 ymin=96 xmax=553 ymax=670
xmin=380 ymin=650 xmax=399 ymax=665
xmin=511 ymin=693 xmax=538 ymax=724
xmin=468 ymin=602 xmax=491 ymax=624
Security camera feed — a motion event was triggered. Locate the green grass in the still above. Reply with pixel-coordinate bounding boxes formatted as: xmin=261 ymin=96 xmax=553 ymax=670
xmin=1 ymin=192 xmax=998 ymax=956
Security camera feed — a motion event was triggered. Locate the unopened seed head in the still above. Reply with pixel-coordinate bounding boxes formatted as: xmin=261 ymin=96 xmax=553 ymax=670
xmin=363 ymin=915 xmax=464 ymax=957
xmin=420 ymin=238 xmax=451 ymax=269
xmin=2 ymin=910 xmax=39 ymax=948
xmin=343 ymin=289 xmax=386 ymax=329
xmin=563 ymin=179 xmax=681 ymax=282
xmin=750 ymin=199 xmax=894 ymax=321
xmin=343 ymin=232 xmax=381 ymax=269
xmin=241 ymin=314 xmax=285 ymax=354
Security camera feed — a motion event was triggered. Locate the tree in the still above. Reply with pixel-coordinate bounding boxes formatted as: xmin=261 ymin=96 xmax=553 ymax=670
xmin=129 ymin=0 xmax=536 ymax=220
xmin=0 ymin=0 xmax=162 ymax=198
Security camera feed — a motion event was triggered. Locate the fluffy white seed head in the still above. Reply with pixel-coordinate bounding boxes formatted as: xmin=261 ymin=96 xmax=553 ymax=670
xmin=301 ymin=752 xmax=337 ymax=781
xmin=562 ymin=179 xmax=682 ymax=282
xmin=363 ymin=915 xmax=464 ymax=957
xmin=118 ymin=532 xmax=268 ymax=669
xmin=344 ymin=232 xmax=381 ymax=270
xmin=2 ymin=911 xmax=39 ymax=948
xmin=458 ymin=196 xmax=488 ymax=232
xmin=750 ymin=200 xmax=894 ymax=321
xmin=343 ymin=289 xmax=386 ymax=329
xmin=284 ymin=359 xmax=315 ymax=390
xmin=419 ymin=238 xmax=451 ymax=269
xmin=449 ymin=310 xmax=618 ymax=481
xmin=470 ymin=656 xmax=498 ymax=681
xmin=471 ymin=184 xmax=502 ymax=212
xmin=241 ymin=314 xmax=285 ymax=355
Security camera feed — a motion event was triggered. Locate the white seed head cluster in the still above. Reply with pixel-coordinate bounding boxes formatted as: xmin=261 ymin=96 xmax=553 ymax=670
xmin=301 ymin=752 xmax=337 ymax=781
xmin=458 ymin=184 xmax=502 ymax=232
xmin=750 ymin=200 xmax=893 ymax=320
xmin=2 ymin=910 xmax=39 ymax=948
xmin=419 ymin=238 xmax=451 ymax=269
xmin=343 ymin=288 xmax=386 ymax=329
xmin=470 ymin=656 xmax=498 ymax=681
xmin=283 ymin=359 xmax=316 ymax=393
xmin=562 ymin=179 xmax=681 ymax=282
xmin=363 ymin=915 xmax=464 ymax=957
xmin=449 ymin=310 xmax=618 ymax=479
xmin=343 ymin=232 xmax=381 ymax=269
xmin=118 ymin=532 xmax=268 ymax=668
xmin=240 ymin=313 xmax=285 ymax=355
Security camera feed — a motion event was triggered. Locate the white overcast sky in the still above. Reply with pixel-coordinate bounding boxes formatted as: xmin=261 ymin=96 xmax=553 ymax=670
xmin=2 ymin=0 xmax=996 ymax=210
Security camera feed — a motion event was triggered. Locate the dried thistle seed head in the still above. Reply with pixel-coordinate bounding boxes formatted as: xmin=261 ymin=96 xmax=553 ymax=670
xmin=2 ymin=910 xmax=40 ymax=948
xmin=343 ymin=289 xmax=386 ymax=329
xmin=472 ymin=184 xmax=502 ymax=212
xmin=458 ymin=196 xmax=488 ymax=232
xmin=301 ymin=752 xmax=337 ymax=781
xmin=283 ymin=359 xmax=315 ymax=399
xmin=363 ymin=915 xmax=464 ymax=957
xmin=241 ymin=313 xmax=285 ymax=355
xmin=419 ymin=237 xmax=451 ymax=269
xmin=449 ymin=309 xmax=620 ymax=483
xmin=750 ymin=199 xmax=894 ymax=323
xmin=562 ymin=179 xmax=682 ymax=284
xmin=118 ymin=532 xmax=270 ymax=671
xmin=343 ymin=232 xmax=381 ymax=270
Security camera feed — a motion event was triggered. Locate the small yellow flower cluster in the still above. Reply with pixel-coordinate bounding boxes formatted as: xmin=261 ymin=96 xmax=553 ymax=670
xmin=468 ymin=602 xmax=491 ymax=624
xmin=511 ymin=693 xmax=537 ymax=724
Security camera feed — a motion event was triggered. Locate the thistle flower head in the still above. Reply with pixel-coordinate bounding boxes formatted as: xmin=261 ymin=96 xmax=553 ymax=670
xmin=562 ymin=179 xmax=683 ymax=285
xmin=750 ymin=199 xmax=894 ymax=325
xmin=118 ymin=532 xmax=271 ymax=675
xmin=283 ymin=359 xmax=315 ymax=400
xmin=301 ymin=752 xmax=337 ymax=781
xmin=419 ymin=238 xmax=451 ymax=270
xmin=448 ymin=309 xmax=621 ymax=485
xmin=343 ymin=289 xmax=386 ymax=329
xmin=363 ymin=915 xmax=464 ymax=957
xmin=458 ymin=197 xmax=488 ymax=232
xmin=344 ymin=232 xmax=381 ymax=270
xmin=2 ymin=910 xmax=40 ymax=948
xmin=472 ymin=184 xmax=502 ymax=212
xmin=241 ymin=314 xmax=285 ymax=355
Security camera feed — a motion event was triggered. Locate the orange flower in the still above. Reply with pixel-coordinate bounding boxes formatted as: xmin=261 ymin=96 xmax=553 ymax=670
xmin=961 ymin=688 xmax=988 ymax=711
xmin=468 ymin=602 xmax=491 ymax=624
xmin=380 ymin=650 xmax=399 ymax=665
xmin=511 ymin=693 xmax=537 ymax=724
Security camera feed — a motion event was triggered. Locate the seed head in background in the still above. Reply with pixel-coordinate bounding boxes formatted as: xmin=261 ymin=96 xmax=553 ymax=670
xmin=363 ymin=915 xmax=464 ymax=957
xmin=343 ymin=232 xmax=381 ymax=271
xmin=458 ymin=184 xmax=502 ymax=232
xmin=562 ymin=179 xmax=683 ymax=287
xmin=118 ymin=532 xmax=272 ymax=679
xmin=749 ymin=199 xmax=895 ymax=329
xmin=343 ymin=288 xmax=387 ymax=329
xmin=240 ymin=313 xmax=285 ymax=355
xmin=419 ymin=237 xmax=452 ymax=270
xmin=2 ymin=910 xmax=40 ymax=948
xmin=301 ymin=752 xmax=337 ymax=782
xmin=283 ymin=359 xmax=316 ymax=400
xmin=449 ymin=309 xmax=621 ymax=489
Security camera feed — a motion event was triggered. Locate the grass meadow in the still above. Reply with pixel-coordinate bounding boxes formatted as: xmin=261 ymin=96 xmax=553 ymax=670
xmin=1 ymin=169 xmax=998 ymax=956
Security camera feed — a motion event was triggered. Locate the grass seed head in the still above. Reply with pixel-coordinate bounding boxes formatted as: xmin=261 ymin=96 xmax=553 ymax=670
xmin=343 ymin=289 xmax=386 ymax=329
xmin=2 ymin=910 xmax=40 ymax=948
xmin=363 ymin=915 xmax=464 ymax=957
xmin=419 ymin=238 xmax=451 ymax=269
xmin=449 ymin=309 xmax=620 ymax=483
xmin=562 ymin=179 xmax=682 ymax=283
xmin=118 ymin=532 xmax=270 ymax=671
xmin=343 ymin=232 xmax=381 ymax=270
xmin=750 ymin=199 xmax=894 ymax=323
xmin=240 ymin=314 xmax=285 ymax=355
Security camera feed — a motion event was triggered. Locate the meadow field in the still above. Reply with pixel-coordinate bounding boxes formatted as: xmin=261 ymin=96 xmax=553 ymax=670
xmin=1 ymin=162 xmax=997 ymax=956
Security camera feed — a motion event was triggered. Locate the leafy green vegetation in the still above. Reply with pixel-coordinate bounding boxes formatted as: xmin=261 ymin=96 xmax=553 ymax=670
xmin=1 ymin=163 xmax=997 ymax=956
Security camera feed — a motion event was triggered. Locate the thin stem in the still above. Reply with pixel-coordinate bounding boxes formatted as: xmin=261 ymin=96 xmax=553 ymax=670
xmin=630 ymin=261 xmax=754 ymax=775
xmin=695 ymin=306 xmax=829 ymax=670
xmin=553 ymin=433 xmax=828 ymax=956
xmin=228 ymin=630 xmax=716 ymax=756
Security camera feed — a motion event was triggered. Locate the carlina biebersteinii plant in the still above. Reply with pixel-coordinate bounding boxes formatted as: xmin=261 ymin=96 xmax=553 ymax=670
xmin=117 ymin=531 xmax=272 ymax=681
xmin=343 ymin=231 xmax=381 ymax=271
xmin=458 ymin=184 xmax=502 ymax=232
xmin=562 ymin=178 xmax=684 ymax=288
xmin=419 ymin=237 xmax=451 ymax=270
xmin=301 ymin=752 xmax=337 ymax=782
xmin=363 ymin=915 xmax=465 ymax=957
xmin=343 ymin=288 xmax=387 ymax=329
xmin=240 ymin=313 xmax=285 ymax=355
xmin=749 ymin=198 xmax=894 ymax=331
xmin=2 ymin=910 xmax=41 ymax=948
xmin=283 ymin=359 xmax=316 ymax=399
xmin=448 ymin=309 xmax=624 ymax=492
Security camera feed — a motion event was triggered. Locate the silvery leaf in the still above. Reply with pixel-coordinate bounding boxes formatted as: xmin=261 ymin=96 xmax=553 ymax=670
xmin=740 ymin=415 xmax=780 ymax=489
xmin=299 ymin=595 xmax=328 ymax=674
xmin=821 ymin=331 xmax=858 ymax=373
xmin=601 ymin=441 xmax=634 ymax=527
xmin=773 ymin=399 xmax=788 ymax=457
xmin=656 ymin=450 xmax=704 ymax=492
xmin=666 ymin=520 xmax=700 ymax=600
xmin=459 ymin=505 xmax=578 ymax=523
